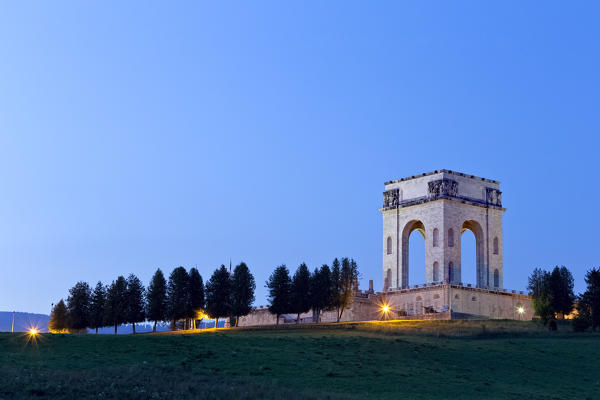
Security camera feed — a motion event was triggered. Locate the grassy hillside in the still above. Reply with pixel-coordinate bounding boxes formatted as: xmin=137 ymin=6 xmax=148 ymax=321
xmin=1 ymin=320 xmax=598 ymax=399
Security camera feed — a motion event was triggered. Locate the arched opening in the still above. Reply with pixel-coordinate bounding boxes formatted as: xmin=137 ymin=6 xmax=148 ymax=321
xmin=415 ymin=296 xmax=423 ymax=315
xmin=461 ymin=220 xmax=485 ymax=288
xmin=433 ymin=261 xmax=440 ymax=282
xmin=493 ymin=237 xmax=499 ymax=255
xmin=401 ymin=220 xmax=425 ymax=289
xmin=461 ymin=229 xmax=476 ymax=286
xmin=448 ymin=228 xmax=454 ymax=247
xmin=448 ymin=261 xmax=455 ymax=283
xmin=494 ymin=269 xmax=499 ymax=288
xmin=433 ymin=228 xmax=439 ymax=247
xmin=387 ymin=236 xmax=393 ymax=255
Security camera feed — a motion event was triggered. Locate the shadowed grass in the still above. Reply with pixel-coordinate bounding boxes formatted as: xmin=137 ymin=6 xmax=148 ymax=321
xmin=1 ymin=320 xmax=598 ymax=399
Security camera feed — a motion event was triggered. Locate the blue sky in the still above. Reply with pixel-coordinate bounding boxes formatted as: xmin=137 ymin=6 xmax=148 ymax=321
xmin=1 ymin=2 xmax=598 ymax=314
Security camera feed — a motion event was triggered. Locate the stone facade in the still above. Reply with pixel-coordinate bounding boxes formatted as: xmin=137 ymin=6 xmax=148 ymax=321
xmin=381 ymin=170 xmax=504 ymax=290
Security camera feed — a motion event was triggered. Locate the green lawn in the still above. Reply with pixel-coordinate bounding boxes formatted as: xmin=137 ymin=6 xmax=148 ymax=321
xmin=1 ymin=320 xmax=599 ymax=399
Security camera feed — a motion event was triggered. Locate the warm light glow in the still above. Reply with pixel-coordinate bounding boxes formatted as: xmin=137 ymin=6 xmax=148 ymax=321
xmin=382 ymin=305 xmax=390 ymax=313
xmin=517 ymin=306 xmax=525 ymax=315
xmin=29 ymin=328 xmax=39 ymax=335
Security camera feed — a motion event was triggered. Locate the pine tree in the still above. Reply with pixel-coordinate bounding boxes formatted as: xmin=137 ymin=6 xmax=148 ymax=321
xmin=166 ymin=267 xmax=189 ymax=328
xmin=126 ymin=274 xmax=146 ymax=334
xmin=527 ymin=268 xmax=553 ymax=324
xmin=205 ymin=265 xmax=232 ymax=328
xmin=48 ymin=299 xmax=69 ymax=333
xmin=330 ymin=258 xmax=342 ymax=317
xmin=549 ymin=266 xmax=575 ymax=318
xmin=582 ymin=267 xmax=600 ymax=329
xmin=230 ymin=262 xmax=256 ymax=327
xmin=290 ymin=263 xmax=311 ymax=324
xmin=266 ymin=265 xmax=291 ymax=325
xmin=186 ymin=268 xmax=205 ymax=329
xmin=105 ymin=276 xmax=128 ymax=335
xmin=309 ymin=265 xmax=332 ymax=323
xmin=146 ymin=268 xmax=168 ymax=332
xmin=89 ymin=282 xmax=106 ymax=334
xmin=67 ymin=281 xmax=92 ymax=332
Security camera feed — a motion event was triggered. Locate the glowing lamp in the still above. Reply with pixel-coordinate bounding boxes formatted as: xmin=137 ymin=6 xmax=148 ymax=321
xmin=517 ymin=306 xmax=525 ymax=315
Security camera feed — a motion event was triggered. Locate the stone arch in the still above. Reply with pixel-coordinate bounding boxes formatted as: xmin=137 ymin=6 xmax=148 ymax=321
xmin=447 ymin=228 xmax=454 ymax=247
xmin=493 ymin=237 xmax=499 ymax=255
xmin=433 ymin=261 xmax=440 ymax=282
xmin=433 ymin=228 xmax=439 ymax=247
xmin=384 ymin=268 xmax=392 ymax=291
xmin=415 ymin=296 xmax=423 ymax=315
xmin=461 ymin=220 xmax=485 ymax=288
xmin=448 ymin=261 xmax=455 ymax=283
xmin=401 ymin=220 xmax=425 ymax=289
xmin=386 ymin=236 xmax=393 ymax=255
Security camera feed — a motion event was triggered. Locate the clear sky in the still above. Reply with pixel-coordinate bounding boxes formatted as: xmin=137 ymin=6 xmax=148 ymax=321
xmin=1 ymin=2 xmax=598 ymax=314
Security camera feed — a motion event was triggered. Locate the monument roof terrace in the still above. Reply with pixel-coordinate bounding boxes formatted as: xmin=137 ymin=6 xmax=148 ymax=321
xmin=384 ymin=169 xmax=500 ymax=185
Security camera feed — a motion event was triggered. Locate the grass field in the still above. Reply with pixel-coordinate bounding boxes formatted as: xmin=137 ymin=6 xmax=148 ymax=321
xmin=1 ymin=320 xmax=599 ymax=399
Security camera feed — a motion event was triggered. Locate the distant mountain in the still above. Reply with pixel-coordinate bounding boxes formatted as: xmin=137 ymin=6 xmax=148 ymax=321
xmin=0 ymin=311 xmax=50 ymax=333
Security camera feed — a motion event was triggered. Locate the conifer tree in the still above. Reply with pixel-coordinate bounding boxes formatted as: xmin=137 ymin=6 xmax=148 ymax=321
xmin=146 ymin=268 xmax=168 ymax=332
xmin=186 ymin=268 xmax=205 ymax=329
xmin=230 ymin=262 xmax=256 ymax=327
xmin=309 ymin=265 xmax=332 ymax=323
xmin=330 ymin=258 xmax=342 ymax=316
xmin=166 ymin=267 xmax=189 ymax=328
xmin=126 ymin=274 xmax=146 ymax=334
xmin=48 ymin=299 xmax=69 ymax=333
xmin=105 ymin=276 xmax=128 ymax=334
xmin=290 ymin=263 xmax=311 ymax=324
xmin=67 ymin=281 xmax=92 ymax=332
xmin=581 ymin=267 xmax=600 ymax=329
xmin=266 ymin=265 xmax=292 ymax=325
xmin=89 ymin=281 xmax=106 ymax=334
xmin=528 ymin=268 xmax=553 ymax=324
xmin=205 ymin=265 xmax=232 ymax=328
xmin=549 ymin=266 xmax=575 ymax=318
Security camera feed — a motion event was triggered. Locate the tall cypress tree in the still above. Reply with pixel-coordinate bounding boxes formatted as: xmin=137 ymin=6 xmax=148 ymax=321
xmin=549 ymin=266 xmax=575 ymax=318
xmin=205 ymin=265 xmax=232 ymax=328
xmin=330 ymin=258 xmax=342 ymax=318
xmin=146 ymin=268 xmax=168 ymax=332
xmin=290 ymin=263 xmax=311 ymax=324
xmin=167 ymin=267 xmax=189 ymax=328
xmin=67 ymin=281 xmax=91 ymax=332
xmin=266 ymin=265 xmax=291 ymax=325
xmin=105 ymin=276 xmax=128 ymax=335
xmin=186 ymin=268 xmax=205 ymax=329
xmin=48 ymin=299 xmax=69 ymax=333
xmin=309 ymin=265 xmax=332 ymax=323
xmin=230 ymin=262 xmax=256 ymax=327
xmin=89 ymin=281 xmax=106 ymax=334
xmin=126 ymin=274 xmax=146 ymax=334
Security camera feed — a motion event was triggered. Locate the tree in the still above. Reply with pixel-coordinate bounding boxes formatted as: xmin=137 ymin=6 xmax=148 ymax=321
xmin=186 ymin=268 xmax=205 ymax=329
xmin=290 ymin=263 xmax=311 ymax=324
xmin=48 ymin=299 xmax=69 ymax=333
xmin=205 ymin=265 xmax=232 ymax=328
xmin=166 ymin=267 xmax=189 ymax=328
xmin=89 ymin=282 xmax=106 ymax=334
xmin=126 ymin=274 xmax=146 ymax=334
xmin=548 ymin=266 xmax=575 ymax=318
xmin=330 ymin=258 xmax=342 ymax=317
xmin=309 ymin=264 xmax=332 ymax=323
xmin=527 ymin=268 xmax=553 ymax=324
xmin=581 ymin=267 xmax=600 ymax=330
xmin=230 ymin=262 xmax=256 ymax=327
xmin=336 ymin=258 xmax=359 ymax=322
xmin=266 ymin=265 xmax=291 ymax=325
xmin=105 ymin=276 xmax=128 ymax=335
xmin=67 ymin=281 xmax=91 ymax=332
xmin=146 ymin=268 xmax=168 ymax=332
